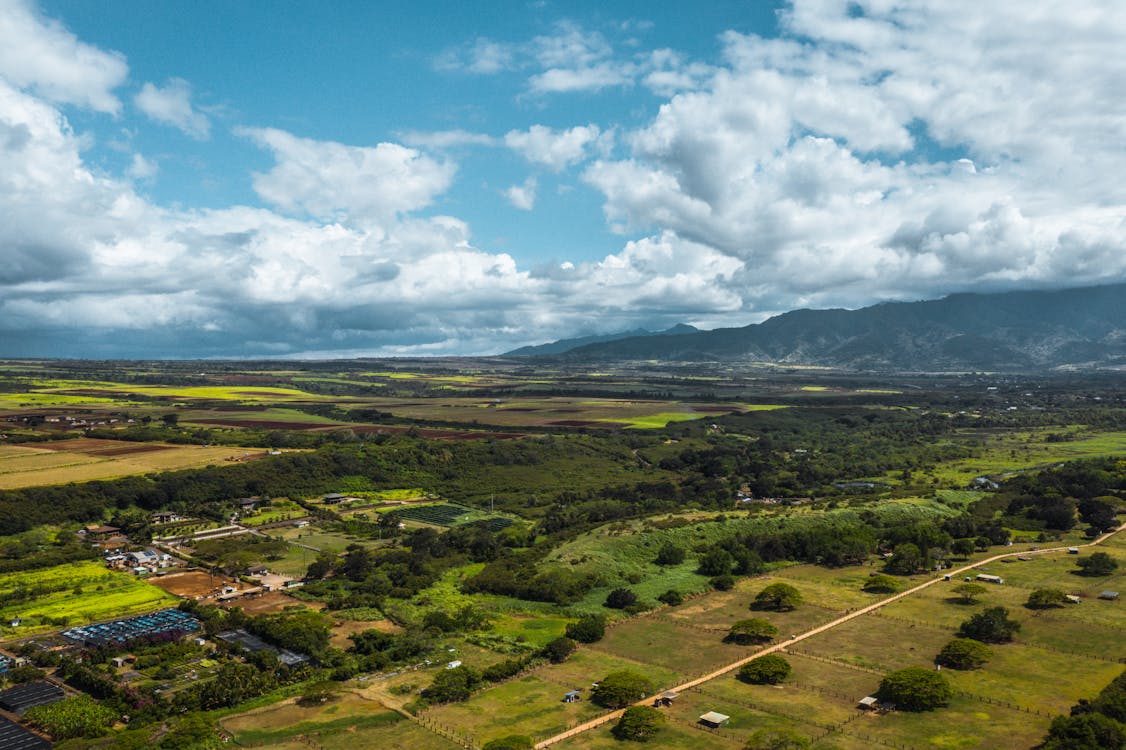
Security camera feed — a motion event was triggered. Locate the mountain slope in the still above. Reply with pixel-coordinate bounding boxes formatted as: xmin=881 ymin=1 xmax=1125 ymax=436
xmin=553 ymin=284 xmax=1126 ymax=371
xmin=504 ymin=323 xmax=697 ymax=356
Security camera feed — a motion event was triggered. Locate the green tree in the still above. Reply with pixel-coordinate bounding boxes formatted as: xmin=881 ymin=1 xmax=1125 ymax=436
xmin=1040 ymin=713 xmax=1126 ymax=750
xmin=541 ymin=636 xmax=577 ymax=664
xmin=877 ymin=667 xmax=953 ymax=711
xmin=862 ymin=574 xmax=900 ymax=593
xmin=950 ymin=538 xmax=976 ymax=558
xmin=737 ymin=654 xmax=792 ymax=684
xmin=951 ymin=582 xmax=988 ymax=604
xmin=482 ymin=735 xmax=534 ymax=750
xmin=957 ymin=606 xmax=1021 ymax=643
xmin=726 ymin=618 xmax=778 ymax=645
xmin=654 ymin=542 xmax=685 ymax=566
xmin=565 ymin=614 xmax=606 ymax=643
xmin=422 ymin=665 xmax=482 ymax=704
xmin=657 ymin=589 xmax=683 ymax=606
xmin=612 ymin=705 xmax=665 ymax=742
xmin=591 ymin=671 xmax=655 ymax=708
xmin=1026 ymin=588 xmax=1069 ymax=609
xmin=24 ymin=695 xmax=117 ymax=739
xmin=935 ymin=638 xmax=992 ymax=670
xmin=305 ymin=550 xmax=337 ymax=579
xmin=298 ymin=680 xmax=340 ymax=706
xmin=885 ymin=543 xmax=924 ymax=575
xmin=161 ymin=413 xmax=179 ymax=427
xmin=698 ymin=547 xmax=734 ymax=576
xmin=753 ymin=582 xmax=802 ymax=611
xmin=711 ymin=574 xmax=736 ymax=591
xmin=1076 ymin=552 xmax=1119 ymax=577
xmin=744 ymin=728 xmax=812 ymax=750
xmin=605 ymin=588 xmax=638 ymax=609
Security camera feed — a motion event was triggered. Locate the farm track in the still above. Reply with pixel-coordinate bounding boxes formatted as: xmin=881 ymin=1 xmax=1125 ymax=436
xmin=533 ymin=523 xmax=1126 ymax=749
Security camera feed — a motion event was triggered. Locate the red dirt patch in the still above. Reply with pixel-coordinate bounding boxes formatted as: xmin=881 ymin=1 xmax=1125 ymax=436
xmin=226 ymin=591 xmax=323 ymax=616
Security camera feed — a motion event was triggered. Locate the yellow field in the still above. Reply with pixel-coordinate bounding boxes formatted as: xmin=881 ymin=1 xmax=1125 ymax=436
xmin=0 ymin=439 xmax=269 ymax=489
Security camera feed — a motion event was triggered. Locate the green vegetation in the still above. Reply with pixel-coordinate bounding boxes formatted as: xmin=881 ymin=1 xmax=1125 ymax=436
xmin=753 ymin=582 xmax=803 ymax=611
xmin=1027 ymin=587 xmax=1070 ymax=609
xmin=591 ymin=671 xmax=656 ymax=708
xmin=957 ymin=606 xmax=1022 ymax=643
xmin=935 ymin=638 xmax=992 ymax=670
xmin=24 ymin=695 xmax=117 ymax=739
xmin=726 ymin=618 xmax=778 ymax=645
xmin=877 ymin=667 xmax=954 ymax=711
xmin=612 ymin=706 xmax=665 ymax=741
xmin=1077 ymin=551 xmax=1119 ymax=577
xmin=737 ymin=655 xmax=792 ymax=685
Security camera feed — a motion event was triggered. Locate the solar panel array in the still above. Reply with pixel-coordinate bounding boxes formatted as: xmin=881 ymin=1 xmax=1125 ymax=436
xmin=0 ymin=681 xmax=64 ymax=714
xmin=60 ymin=608 xmax=200 ymax=648
xmin=0 ymin=714 xmax=52 ymax=750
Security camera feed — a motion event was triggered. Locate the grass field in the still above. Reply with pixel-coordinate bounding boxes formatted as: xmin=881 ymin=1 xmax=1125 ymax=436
xmin=0 ymin=561 xmax=177 ymax=639
xmin=0 ymin=438 xmax=270 ymax=489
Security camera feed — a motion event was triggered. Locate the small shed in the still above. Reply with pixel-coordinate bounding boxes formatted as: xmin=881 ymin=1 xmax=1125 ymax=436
xmin=858 ymin=696 xmax=880 ymax=710
xmin=446 ymin=660 xmax=462 ymax=669
xmin=976 ymin=574 xmax=1004 ymax=585
xmin=654 ymin=691 xmax=679 ymax=707
xmin=563 ymin=690 xmax=581 ymax=703
xmin=1099 ymin=591 xmax=1119 ymax=601
xmin=322 ymin=493 xmax=347 ymax=504
xmin=1065 ymin=595 xmax=1082 ymax=604
xmin=698 ymin=711 xmax=730 ymax=728
xmin=1068 ymin=547 xmax=1080 ymax=554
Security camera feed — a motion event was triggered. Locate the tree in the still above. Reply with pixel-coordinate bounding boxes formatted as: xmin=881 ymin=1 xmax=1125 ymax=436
xmin=605 ymin=588 xmax=638 ymax=609
xmin=305 ymin=550 xmax=336 ymax=580
xmin=711 ymin=574 xmax=736 ymax=591
xmin=482 ymin=736 xmax=534 ymax=750
xmin=744 ymin=728 xmax=812 ymax=750
xmin=591 ymin=671 xmax=655 ymax=708
xmin=657 ymin=589 xmax=683 ymax=606
xmin=698 ymin=547 xmax=734 ymax=576
xmin=565 ymin=614 xmax=606 ymax=643
xmin=298 ymin=680 xmax=340 ymax=706
xmin=654 ymin=542 xmax=685 ymax=566
xmin=1026 ymin=588 xmax=1069 ymax=609
xmin=951 ymin=582 xmax=987 ymax=604
xmin=726 ymin=618 xmax=778 ymax=645
xmin=877 ymin=667 xmax=953 ymax=711
xmin=422 ymin=665 xmax=482 ymax=704
xmin=612 ymin=705 xmax=665 ymax=742
xmin=161 ymin=413 xmax=179 ymax=427
xmin=935 ymin=638 xmax=992 ymax=670
xmin=885 ymin=543 xmax=924 ymax=575
xmin=753 ymin=582 xmax=802 ymax=611
xmin=950 ymin=538 xmax=976 ymax=558
xmin=957 ymin=606 xmax=1021 ymax=643
xmin=541 ymin=636 xmax=577 ymax=664
xmin=1040 ymin=713 xmax=1126 ymax=750
xmin=863 ymin=574 xmax=899 ymax=594
xmin=737 ymin=654 xmax=792 ymax=684
xmin=1076 ymin=552 xmax=1119 ymax=577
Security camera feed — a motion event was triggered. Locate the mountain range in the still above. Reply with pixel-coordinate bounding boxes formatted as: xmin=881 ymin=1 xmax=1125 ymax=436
xmin=508 ymin=283 xmax=1126 ymax=371
xmin=503 ymin=323 xmax=698 ymax=356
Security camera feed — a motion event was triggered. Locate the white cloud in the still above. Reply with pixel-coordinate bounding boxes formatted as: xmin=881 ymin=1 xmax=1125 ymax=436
xmin=127 ymin=153 xmax=158 ymax=180
xmin=504 ymin=124 xmax=603 ymax=171
xmin=504 ymin=177 xmax=537 ymax=210
xmin=240 ymin=127 xmax=456 ymax=225
xmin=398 ymin=129 xmax=496 ymax=149
xmin=0 ymin=0 xmax=127 ymax=113
xmin=134 ymin=78 xmax=211 ymax=139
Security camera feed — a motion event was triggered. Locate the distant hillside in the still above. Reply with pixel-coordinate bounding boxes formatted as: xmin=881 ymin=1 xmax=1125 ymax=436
xmin=505 ymin=323 xmax=697 ymax=356
xmin=551 ymin=284 xmax=1126 ymax=371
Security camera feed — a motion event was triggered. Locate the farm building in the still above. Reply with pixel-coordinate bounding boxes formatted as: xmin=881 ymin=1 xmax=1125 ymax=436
xmin=976 ymin=574 xmax=1004 ymax=584
xmin=81 ymin=525 xmax=120 ymax=540
xmin=654 ymin=691 xmax=679 ymax=707
xmin=128 ymin=550 xmax=159 ymax=566
xmin=446 ymin=660 xmax=463 ymax=669
xmin=563 ymin=690 xmax=581 ymax=703
xmin=216 ymin=629 xmax=309 ymax=666
xmin=235 ymin=497 xmax=261 ymax=512
xmin=0 ymin=654 xmax=11 ymax=673
xmin=61 ymin=609 xmax=200 ymax=648
xmin=0 ymin=681 xmax=64 ymax=714
xmin=0 ymin=714 xmax=51 ymax=750
xmin=1068 ymin=547 xmax=1080 ymax=554
xmin=1099 ymin=591 xmax=1119 ymax=600
xmin=698 ymin=711 xmax=730 ymax=728
xmin=151 ymin=512 xmax=182 ymax=524
xmin=322 ymin=493 xmax=348 ymax=504
xmin=858 ymin=696 xmax=880 ymax=710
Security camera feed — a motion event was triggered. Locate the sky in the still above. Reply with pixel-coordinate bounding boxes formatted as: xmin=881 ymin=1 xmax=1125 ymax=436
xmin=1 ymin=0 xmax=1124 ymax=359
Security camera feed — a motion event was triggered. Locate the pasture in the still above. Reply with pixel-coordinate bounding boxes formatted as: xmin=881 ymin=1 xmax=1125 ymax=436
xmin=0 ymin=561 xmax=177 ymax=639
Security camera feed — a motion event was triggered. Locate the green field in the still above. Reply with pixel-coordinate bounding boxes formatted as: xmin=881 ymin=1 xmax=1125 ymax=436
xmin=0 ymin=561 xmax=177 ymax=638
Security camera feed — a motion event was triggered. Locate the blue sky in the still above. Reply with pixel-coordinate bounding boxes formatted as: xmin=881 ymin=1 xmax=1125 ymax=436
xmin=2 ymin=0 xmax=1125 ymax=358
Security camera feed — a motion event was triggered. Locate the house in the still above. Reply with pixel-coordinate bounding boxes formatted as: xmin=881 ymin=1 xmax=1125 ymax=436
xmin=322 ymin=493 xmax=347 ymax=504
xmin=294 ymin=520 xmax=310 ymax=528
xmin=976 ymin=574 xmax=1004 ymax=585
xmin=698 ymin=711 xmax=730 ymax=728
xmin=83 ymin=525 xmax=120 ymax=541
xmin=247 ymin=564 xmax=269 ymax=576
xmin=446 ymin=660 xmax=462 ymax=669
xmin=563 ymin=690 xmax=581 ymax=703
xmin=235 ymin=497 xmax=260 ymax=512
xmin=1099 ymin=591 xmax=1119 ymax=600
xmin=654 ymin=691 xmax=679 ymax=707
xmin=151 ymin=512 xmax=182 ymax=524
xmin=858 ymin=696 xmax=880 ymax=710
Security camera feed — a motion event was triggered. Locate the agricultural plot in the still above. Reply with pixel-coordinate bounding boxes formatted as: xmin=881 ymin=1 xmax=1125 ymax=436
xmin=392 ymin=503 xmax=514 ymax=531
xmin=0 ymin=561 xmax=177 ymax=639
xmin=589 ymin=617 xmax=748 ymax=677
xmin=221 ymin=692 xmax=416 ymax=748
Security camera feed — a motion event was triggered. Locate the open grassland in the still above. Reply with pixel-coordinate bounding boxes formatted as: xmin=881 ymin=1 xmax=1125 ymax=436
xmin=220 ymin=691 xmax=423 ymax=748
xmin=0 ymin=438 xmax=269 ymax=489
xmin=0 ymin=561 xmax=177 ymax=639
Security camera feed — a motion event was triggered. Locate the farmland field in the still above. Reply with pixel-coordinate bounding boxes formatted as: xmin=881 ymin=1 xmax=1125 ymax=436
xmin=0 ymin=561 xmax=177 ymax=638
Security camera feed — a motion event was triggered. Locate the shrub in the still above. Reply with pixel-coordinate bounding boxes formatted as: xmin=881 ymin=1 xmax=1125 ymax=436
xmin=605 ymin=588 xmax=638 ymax=609
xmin=565 ymin=614 xmax=605 ymax=643
xmin=737 ymin=654 xmax=792 ymax=684
xmin=654 ymin=543 xmax=685 ymax=566
xmin=725 ymin=618 xmax=777 ymax=645
xmin=1026 ymin=588 xmax=1069 ymax=609
xmin=657 ymin=589 xmax=683 ymax=606
xmin=710 ymin=574 xmax=735 ymax=591
xmin=591 ymin=671 xmax=655 ymax=708
xmin=877 ymin=667 xmax=953 ymax=711
xmin=541 ymin=636 xmax=577 ymax=664
xmin=421 ymin=665 xmax=482 ymax=704
xmin=1077 ymin=552 xmax=1119 ymax=577
xmin=935 ymin=638 xmax=992 ymax=670
xmin=957 ymin=606 xmax=1021 ymax=643
xmin=753 ymin=582 xmax=802 ymax=611
xmin=862 ymin=574 xmax=899 ymax=594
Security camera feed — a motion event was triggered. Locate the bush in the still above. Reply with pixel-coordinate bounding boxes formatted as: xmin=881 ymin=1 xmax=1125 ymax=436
xmin=482 ymin=659 xmax=525 ymax=682
xmin=591 ymin=671 xmax=655 ymax=708
xmin=654 ymin=543 xmax=685 ymax=566
xmin=605 ymin=588 xmax=638 ymax=609
xmin=877 ymin=667 xmax=953 ymax=711
xmin=1076 ymin=552 xmax=1119 ymax=577
xmin=862 ymin=574 xmax=899 ymax=594
xmin=745 ymin=728 xmax=811 ymax=750
xmin=541 ymin=636 xmax=577 ymax=664
xmin=612 ymin=705 xmax=664 ymax=741
xmin=725 ymin=618 xmax=777 ymax=645
xmin=422 ymin=665 xmax=482 ymax=704
xmin=710 ymin=574 xmax=735 ymax=591
xmin=957 ymin=606 xmax=1021 ymax=643
xmin=737 ymin=654 xmax=792 ymax=684
xmin=753 ymin=582 xmax=802 ymax=611
xmin=565 ymin=614 xmax=605 ymax=643
xmin=1026 ymin=588 xmax=1069 ymax=609
xmin=657 ymin=589 xmax=683 ymax=606
xmin=935 ymin=638 xmax=992 ymax=670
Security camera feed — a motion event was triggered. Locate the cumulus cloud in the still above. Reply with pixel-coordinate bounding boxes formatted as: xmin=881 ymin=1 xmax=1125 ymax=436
xmin=504 ymin=177 xmax=537 ymax=210
xmin=0 ymin=0 xmax=127 ymax=113
xmin=398 ymin=129 xmax=496 ymax=149
xmin=127 ymin=152 xmax=158 ymax=180
xmin=134 ymin=78 xmax=210 ymax=139
xmin=504 ymin=124 xmax=604 ymax=171
xmin=240 ymin=128 xmax=456 ymax=225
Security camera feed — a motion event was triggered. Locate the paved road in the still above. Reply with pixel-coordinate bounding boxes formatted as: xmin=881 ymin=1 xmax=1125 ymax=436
xmin=534 ymin=524 xmax=1125 ymax=748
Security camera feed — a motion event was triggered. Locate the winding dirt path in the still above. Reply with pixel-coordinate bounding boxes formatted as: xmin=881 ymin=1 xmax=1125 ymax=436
xmin=534 ymin=524 xmax=1126 ymax=748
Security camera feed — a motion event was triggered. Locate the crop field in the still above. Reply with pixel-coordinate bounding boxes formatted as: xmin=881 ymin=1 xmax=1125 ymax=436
xmin=0 ymin=438 xmax=269 ymax=489
xmin=0 ymin=561 xmax=177 ymax=639
xmin=220 ymin=691 xmax=419 ymax=748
